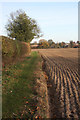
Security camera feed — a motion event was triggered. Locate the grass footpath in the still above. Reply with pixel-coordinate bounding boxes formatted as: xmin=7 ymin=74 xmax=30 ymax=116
xmin=2 ymin=51 xmax=41 ymax=119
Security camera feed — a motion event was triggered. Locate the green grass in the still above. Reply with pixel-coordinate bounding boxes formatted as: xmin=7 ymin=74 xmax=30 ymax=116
xmin=2 ymin=51 xmax=40 ymax=118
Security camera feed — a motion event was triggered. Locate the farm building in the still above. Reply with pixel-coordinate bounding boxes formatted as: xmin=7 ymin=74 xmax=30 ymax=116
xmin=73 ymin=43 xmax=79 ymax=48
xmin=30 ymin=44 xmax=39 ymax=49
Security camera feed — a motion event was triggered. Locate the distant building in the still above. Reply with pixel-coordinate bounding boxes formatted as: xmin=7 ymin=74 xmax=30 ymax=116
xmin=64 ymin=43 xmax=69 ymax=48
xmin=73 ymin=43 xmax=79 ymax=48
xmin=30 ymin=44 xmax=39 ymax=49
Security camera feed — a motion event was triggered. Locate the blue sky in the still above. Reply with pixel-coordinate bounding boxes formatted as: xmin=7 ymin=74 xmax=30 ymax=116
xmin=0 ymin=2 xmax=78 ymax=43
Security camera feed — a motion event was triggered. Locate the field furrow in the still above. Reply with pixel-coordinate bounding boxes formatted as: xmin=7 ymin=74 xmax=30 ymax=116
xmin=38 ymin=48 xmax=80 ymax=119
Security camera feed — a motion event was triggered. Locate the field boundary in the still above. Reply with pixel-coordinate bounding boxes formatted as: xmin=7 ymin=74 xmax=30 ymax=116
xmin=34 ymin=57 xmax=50 ymax=118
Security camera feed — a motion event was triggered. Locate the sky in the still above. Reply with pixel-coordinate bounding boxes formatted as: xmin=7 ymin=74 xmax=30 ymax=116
xmin=0 ymin=2 xmax=78 ymax=43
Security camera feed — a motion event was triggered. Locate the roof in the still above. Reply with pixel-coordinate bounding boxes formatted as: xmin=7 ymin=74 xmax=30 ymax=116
xmin=31 ymin=45 xmax=39 ymax=48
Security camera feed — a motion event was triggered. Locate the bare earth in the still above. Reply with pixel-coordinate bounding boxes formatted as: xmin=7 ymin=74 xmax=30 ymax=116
xmin=33 ymin=48 xmax=80 ymax=119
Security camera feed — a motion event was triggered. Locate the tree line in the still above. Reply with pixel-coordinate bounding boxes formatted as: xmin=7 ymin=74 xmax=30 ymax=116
xmin=31 ymin=39 xmax=80 ymax=49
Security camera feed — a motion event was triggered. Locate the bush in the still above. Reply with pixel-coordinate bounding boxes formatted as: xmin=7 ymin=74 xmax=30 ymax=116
xmin=21 ymin=42 xmax=31 ymax=56
xmin=2 ymin=35 xmax=31 ymax=64
xmin=2 ymin=36 xmax=22 ymax=57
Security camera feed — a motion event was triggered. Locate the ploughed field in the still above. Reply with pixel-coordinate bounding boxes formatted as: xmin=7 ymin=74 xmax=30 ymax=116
xmin=38 ymin=48 xmax=80 ymax=119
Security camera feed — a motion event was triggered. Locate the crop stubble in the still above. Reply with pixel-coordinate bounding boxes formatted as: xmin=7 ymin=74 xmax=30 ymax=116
xmin=38 ymin=48 xmax=80 ymax=119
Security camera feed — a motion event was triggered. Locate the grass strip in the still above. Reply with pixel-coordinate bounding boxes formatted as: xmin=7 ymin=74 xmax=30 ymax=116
xmin=2 ymin=51 xmax=40 ymax=118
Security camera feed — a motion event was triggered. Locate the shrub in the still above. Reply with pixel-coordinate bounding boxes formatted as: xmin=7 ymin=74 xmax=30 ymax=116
xmin=2 ymin=36 xmax=22 ymax=57
xmin=2 ymin=35 xmax=31 ymax=64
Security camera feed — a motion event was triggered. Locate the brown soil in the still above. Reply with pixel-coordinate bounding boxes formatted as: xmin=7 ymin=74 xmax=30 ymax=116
xmin=38 ymin=48 xmax=80 ymax=119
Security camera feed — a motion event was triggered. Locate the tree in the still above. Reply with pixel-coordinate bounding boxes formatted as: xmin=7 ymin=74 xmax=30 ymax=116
xmin=61 ymin=42 xmax=65 ymax=48
xmin=51 ymin=42 xmax=55 ymax=48
xmin=69 ymin=41 xmax=74 ymax=48
xmin=77 ymin=41 xmax=80 ymax=44
xmin=77 ymin=41 xmax=80 ymax=48
xmin=6 ymin=10 xmax=41 ymax=42
xmin=48 ymin=39 xmax=53 ymax=47
xmin=56 ymin=43 xmax=60 ymax=48
xmin=59 ymin=42 xmax=61 ymax=48
xmin=39 ymin=39 xmax=49 ymax=48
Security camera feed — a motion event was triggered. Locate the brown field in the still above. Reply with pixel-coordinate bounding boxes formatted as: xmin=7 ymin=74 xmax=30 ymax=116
xmin=36 ymin=48 xmax=80 ymax=119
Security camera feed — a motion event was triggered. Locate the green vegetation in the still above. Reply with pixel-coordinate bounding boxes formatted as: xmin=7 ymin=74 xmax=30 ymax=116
xmin=31 ymin=39 xmax=80 ymax=49
xmin=2 ymin=35 xmax=31 ymax=64
xmin=2 ymin=51 xmax=40 ymax=118
xmin=38 ymin=39 xmax=49 ymax=49
xmin=48 ymin=39 xmax=54 ymax=47
xmin=6 ymin=10 xmax=41 ymax=42
xmin=2 ymin=36 xmax=22 ymax=57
